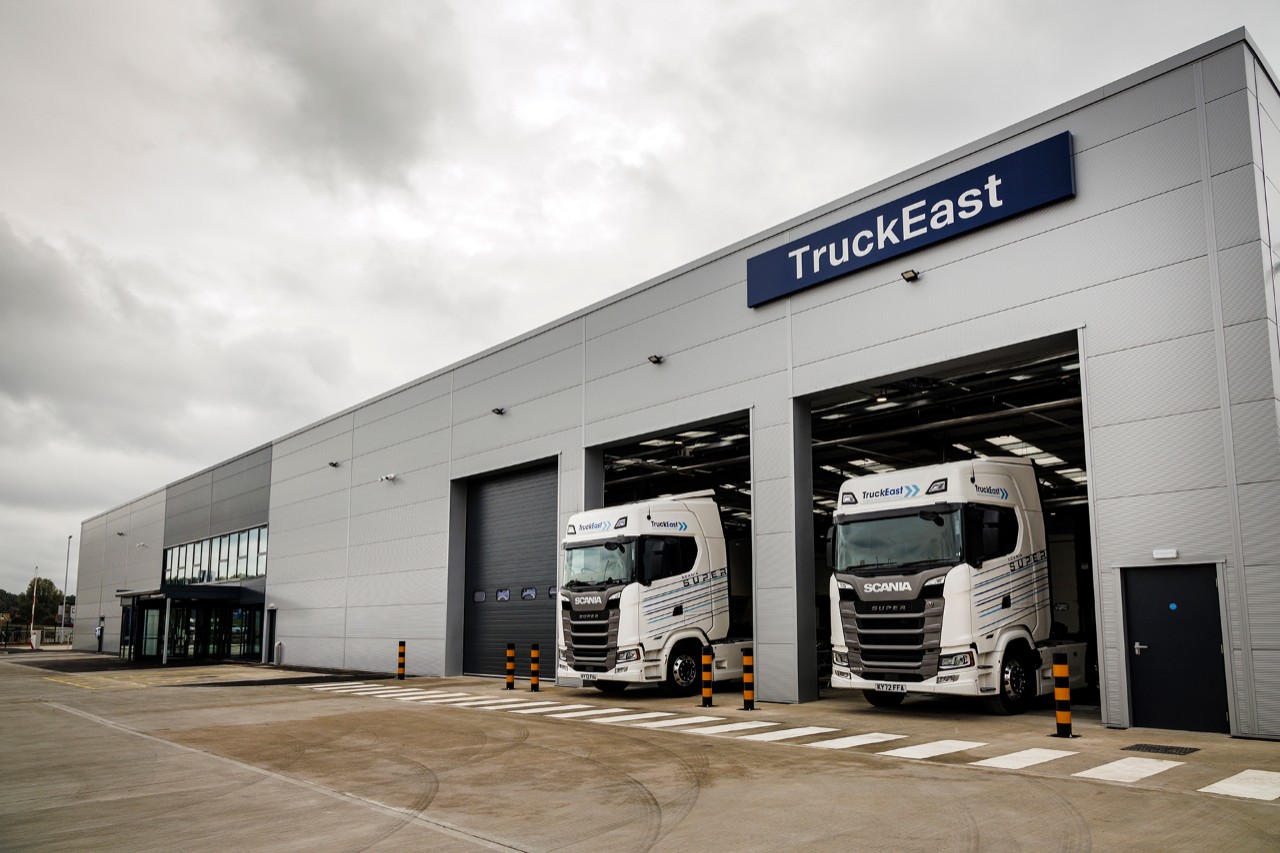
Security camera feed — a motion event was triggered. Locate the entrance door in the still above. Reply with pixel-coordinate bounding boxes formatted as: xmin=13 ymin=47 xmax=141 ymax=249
xmin=1123 ymin=564 xmax=1229 ymax=733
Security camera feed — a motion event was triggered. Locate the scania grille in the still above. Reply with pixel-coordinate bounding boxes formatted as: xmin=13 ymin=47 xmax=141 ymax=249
xmin=562 ymin=602 xmax=621 ymax=672
xmin=839 ymin=592 xmax=945 ymax=681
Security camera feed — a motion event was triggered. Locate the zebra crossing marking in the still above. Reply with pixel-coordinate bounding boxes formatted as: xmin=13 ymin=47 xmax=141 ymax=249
xmin=1198 ymin=770 xmax=1280 ymax=801
xmin=738 ymin=726 xmax=840 ymax=742
xmin=971 ymin=748 xmax=1078 ymax=769
xmin=590 ymin=712 xmax=676 ymax=724
xmin=1072 ymin=757 xmax=1182 ymax=783
xmin=299 ymin=682 xmax=1278 ymax=803
xmin=508 ymin=703 xmax=590 ymax=714
xmin=683 ymin=721 xmax=779 ymax=736
xmin=879 ymin=740 xmax=987 ymax=759
xmin=633 ymin=715 xmax=724 ymax=729
xmin=546 ymin=707 xmax=631 ymax=719
xmin=806 ymin=732 xmax=906 ymax=750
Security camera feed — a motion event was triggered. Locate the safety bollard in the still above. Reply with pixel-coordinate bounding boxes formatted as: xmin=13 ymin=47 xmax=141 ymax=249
xmin=397 ymin=640 xmax=406 ymax=680
xmin=742 ymin=647 xmax=755 ymax=711
xmin=701 ymin=645 xmax=713 ymax=708
xmin=1050 ymin=651 xmax=1079 ymax=738
xmin=530 ymin=643 xmax=540 ymax=692
xmin=505 ymin=642 xmax=516 ymax=689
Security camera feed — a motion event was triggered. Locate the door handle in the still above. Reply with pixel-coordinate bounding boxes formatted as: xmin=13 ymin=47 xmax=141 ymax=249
xmin=1133 ymin=642 xmax=1149 ymax=655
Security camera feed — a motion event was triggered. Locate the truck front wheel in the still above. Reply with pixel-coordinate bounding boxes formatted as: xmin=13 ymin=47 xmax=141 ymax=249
xmin=984 ymin=645 xmax=1037 ymax=715
xmin=661 ymin=643 xmax=702 ymax=697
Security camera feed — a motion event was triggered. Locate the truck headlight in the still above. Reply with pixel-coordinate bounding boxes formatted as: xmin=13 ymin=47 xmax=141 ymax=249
xmin=938 ymin=651 xmax=974 ymax=670
xmin=835 ymin=580 xmax=855 ymax=590
xmin=616 ymin=648 xmax=641 ymax=664
xmin=832 ymin=650 xmax=848 ymax=666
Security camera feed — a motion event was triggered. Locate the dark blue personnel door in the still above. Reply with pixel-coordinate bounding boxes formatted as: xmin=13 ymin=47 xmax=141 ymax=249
xmin=1123 ymin=564 xmax=1229 ymax=733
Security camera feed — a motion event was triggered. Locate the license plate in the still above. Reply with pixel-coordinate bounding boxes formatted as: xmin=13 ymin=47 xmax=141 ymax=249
xmin=580 ymin=673 xmax=596 ymax=682
xmin=874 ymin=682 xmax=906 ymax=693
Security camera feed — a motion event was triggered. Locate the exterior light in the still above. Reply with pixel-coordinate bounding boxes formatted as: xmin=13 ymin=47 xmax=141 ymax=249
xmin=901 ymin=269 xmax=920 ymax=282
xmin=378 ymin=473 xmax=397 ymax=483
xmin=327 ymin=461 xmax=341 ymax=468
xmin=116 ymin=531 xmax=126 ymax=537
xmin=492 ymin=407 xmax=505 ymax=415
xmin=647 ymin=355 xmax=664 ymax=365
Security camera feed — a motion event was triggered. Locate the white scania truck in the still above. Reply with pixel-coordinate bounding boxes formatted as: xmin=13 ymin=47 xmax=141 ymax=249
xmin=557 ymin=491 xmax=752 ymax=695
xmin=827 ymin=458 xmax=1087 ymax=713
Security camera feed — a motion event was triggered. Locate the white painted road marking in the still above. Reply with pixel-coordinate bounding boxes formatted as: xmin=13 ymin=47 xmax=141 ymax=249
xmin=1072 ymin=757 xmax=1182 ymax=783
xmin=413 ymin=694 xmax=475 ymax=703
xmin=346 ymin=687 xmax=420 ymax=696
xmin=509 ymin=703 xmax=590 ymax=714
xmin=459 ymin=697 xmax=546 ymax=708
xmin=684 ymin=721 xmax=779 ymax=736
xmin=879 ymin=740 xmax=987 ymax=759
xmin=971 ymin=748 xmax=1078 ymax=769
xmin=633 ymin=716 xmax=724 ymax=729
xmin=392 ymin=690 xmax=457 ymax=700
xmin=1198 ymin=770 xmax=1280 ymax=800
xmin=806 ymin=732 xmax=907 ymax=750
xmin=546 ymin=708 xmax=631 ymax=719
xmin=591 ymin=712 xmax=676 ymax=724
xmin=738 ymin=726 xmax=841 ymax=742
xmin=307 ymin=683 xmax=368 ymax=691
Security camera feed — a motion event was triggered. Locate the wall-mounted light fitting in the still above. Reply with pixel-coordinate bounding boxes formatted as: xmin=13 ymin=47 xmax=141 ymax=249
xmin=492 ymin=407 xmax=505 ymax=415
xmin=874 ymin=392 xmax=889 ymax=403
xmin=135 ymin=542 xmax=147 ymax=549
xmin=378 ymin=473 xmax=397 ymax=483
xmin=116 ymin=531 xmax=126 ymax=537
xmin=647 ymin=354 xmax=664 ymax=365
xmin=900 ymin=269 xmax=920 ymax=282
xmin=327 ymin=461 xmax=341 ymax=468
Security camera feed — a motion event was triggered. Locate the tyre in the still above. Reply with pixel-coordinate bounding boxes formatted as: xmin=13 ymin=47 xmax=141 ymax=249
xmin=862 ymin=689 xmax=906 ymax=708
xmin=661 ymin=642 xmax=702 ymax=697
xmin=984 ymin=645 xmax=1037 ymax=715
xmin=593 ymin=680 xmax=628 ymax=695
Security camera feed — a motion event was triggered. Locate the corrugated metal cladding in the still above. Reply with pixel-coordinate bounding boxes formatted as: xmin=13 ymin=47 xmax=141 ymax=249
xmin=73 ymin=31 xmax=1280 ymax=736
xmin=462 ymin=464 xmax=558 ymax=676
xmin=164 ymin=446 xmax=272 ymax=548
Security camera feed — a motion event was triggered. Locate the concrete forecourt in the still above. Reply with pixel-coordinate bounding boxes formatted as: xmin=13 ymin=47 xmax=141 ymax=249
xmin=3 ymin=652 xmax=1277 ymax=851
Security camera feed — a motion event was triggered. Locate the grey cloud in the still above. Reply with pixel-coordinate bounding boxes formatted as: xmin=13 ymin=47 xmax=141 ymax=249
xmin=222 ymin=0 xmax=469 ymax=187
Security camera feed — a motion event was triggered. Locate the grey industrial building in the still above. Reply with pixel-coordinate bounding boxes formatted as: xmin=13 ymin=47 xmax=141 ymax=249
xmin=76 ymin=29 xmax=1280 ymax=738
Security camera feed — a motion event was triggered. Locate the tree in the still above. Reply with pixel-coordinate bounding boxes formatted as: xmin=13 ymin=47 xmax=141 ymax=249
xmin=20 ymin=578 xmax=63 ymax=626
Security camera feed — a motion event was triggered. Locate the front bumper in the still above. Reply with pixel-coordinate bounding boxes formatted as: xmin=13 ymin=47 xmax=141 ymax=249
xmin=829 ymin=664 xmax=989 ymax=697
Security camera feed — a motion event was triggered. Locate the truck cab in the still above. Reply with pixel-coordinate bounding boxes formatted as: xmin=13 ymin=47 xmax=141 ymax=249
xmin=557 ymin=491 xmax=751 ymax=695
xmin=828 ymin=458 xmax=1082 ymax=713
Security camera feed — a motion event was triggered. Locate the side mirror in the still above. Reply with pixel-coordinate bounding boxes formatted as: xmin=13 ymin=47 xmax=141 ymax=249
xmin=825 ymin=527 xmax=836 ymax=570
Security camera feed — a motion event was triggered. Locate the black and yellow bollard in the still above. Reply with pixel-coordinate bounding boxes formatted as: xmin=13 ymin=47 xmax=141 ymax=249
xmin=397 ymin=640 xmax=406 ymax=680
xmin=701 ymin=645 xmax=714 ymax=708
xmin=505 ymin=642 xmax=516 ymax=689
xmin=530 ymin=643 xmax=540 ymax=692
xmin=1050 ymin=651 xmax=1079 ymax=738
xmin=742 ymin=647 xmax=755 ymax=711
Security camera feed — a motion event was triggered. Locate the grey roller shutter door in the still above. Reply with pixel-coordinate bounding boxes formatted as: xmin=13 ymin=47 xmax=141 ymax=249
xmin=463 ymin=464 xmax=558 ymax=676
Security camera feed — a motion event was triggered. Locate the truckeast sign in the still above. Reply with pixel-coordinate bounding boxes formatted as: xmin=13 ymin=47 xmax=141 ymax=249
xmin=746 ymin=132 xmax=1075 ymax=307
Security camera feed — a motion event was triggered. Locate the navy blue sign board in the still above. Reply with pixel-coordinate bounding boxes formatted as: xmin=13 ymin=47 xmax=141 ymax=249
xmin=746 ymin=132 xmax=1075 ymax=307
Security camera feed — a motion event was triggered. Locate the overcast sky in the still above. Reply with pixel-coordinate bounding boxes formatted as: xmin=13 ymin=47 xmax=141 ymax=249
xmin=1 ymin=1 xmax=1276 ymax=598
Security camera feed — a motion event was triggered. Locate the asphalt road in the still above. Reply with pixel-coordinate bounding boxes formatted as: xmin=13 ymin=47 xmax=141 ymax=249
xmin=2 ymin=653 xmax=1277 ymax=852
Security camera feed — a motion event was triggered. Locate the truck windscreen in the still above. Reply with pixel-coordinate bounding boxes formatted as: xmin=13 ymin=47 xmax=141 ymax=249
xmin=835 ymin=506 xmax=963 ymax=575
xmin=562 ymin=540 xmax=636 ymax=587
